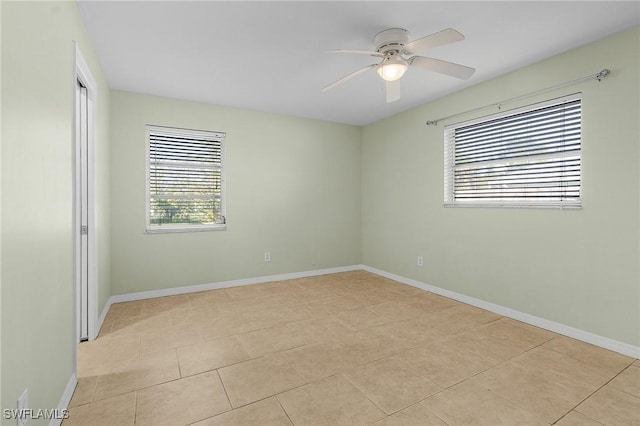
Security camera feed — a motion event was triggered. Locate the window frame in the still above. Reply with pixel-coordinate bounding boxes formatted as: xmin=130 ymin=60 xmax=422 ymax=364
xmin=145 ymin=124 xmax=227 ymax=233
xmin=444 ymin=93 xmax=582 ymax=209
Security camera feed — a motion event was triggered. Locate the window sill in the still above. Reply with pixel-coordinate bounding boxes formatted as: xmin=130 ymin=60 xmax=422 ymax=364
xmin=444 ymin=203 xmax=582 ymax=210
xmin=145 ymin=224 xmax=227 ymax=234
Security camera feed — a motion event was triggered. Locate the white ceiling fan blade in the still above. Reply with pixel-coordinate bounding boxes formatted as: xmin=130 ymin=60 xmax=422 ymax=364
xmin=404 ymin=28 xmax=465 ymax=54
xmin=410 ymin=56 xmax=475 ymax=80
xmin=386 ymin=80 xmax=400 ymax=103
xmin=321 ymin=64 xmax=378 ymax=92
xmin=328 ymin=49 xmax=384 ymax=58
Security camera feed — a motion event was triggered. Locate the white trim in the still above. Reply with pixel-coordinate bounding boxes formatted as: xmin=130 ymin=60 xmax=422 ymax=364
xmin=144 ymin=124 xmax=227 ymax=233
xmin=443 ymin=202 xmax=582 ymax=209
xmin=145 ymin=224 xmax=227 ymax=234
xmin=108 ymin=265 xmax=364 ymax=304
xmin=444 ymin=93 xmax=582 ymax=209
xmin=49 ymin=374 xmax=76 ymax=426
xmin=146 ymin=124 xmax=226 ymax=140
xmin=97 ymin=297 xmax=113 ymax=334
xmin=94 ymin=264 xmax=639 ymax=359
xmin=73 ymin=42 xmax=99 ymax=345
xmin=362 ymin=265 xmax=640 ymax=359
xmin=445 ymin=92 xmax=582 ymax=129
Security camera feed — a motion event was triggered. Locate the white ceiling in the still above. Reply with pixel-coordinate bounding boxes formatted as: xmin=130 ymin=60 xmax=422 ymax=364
xmin=77 ymin=1 xmax=639 ymax=126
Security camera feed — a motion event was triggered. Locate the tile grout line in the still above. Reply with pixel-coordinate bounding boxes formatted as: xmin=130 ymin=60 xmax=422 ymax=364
xmin=551 ymin=409 xmax=604 ymax=426
xmin=219 ymin=382 xmax=309 ymax=411
xmin=215 ymin=369 xmax=234 ymax=411
xmin=89 ymin=363 xmax=208 ymax=405
xmin=281 ymin=354 xmax=312 ymax=386
xmin=549 ymin=359 xmax=637 ymax=425
xmin=274 ymin=394 xmax=297 ymax=426
xmin=456 ymin=338 xmax=564 ymax=423
xmin=132 ymin=391 xmax=138 ymax=425
xmin=89 ymin=376 xmax=98 ymax=405
xmin=175 ymin=348 xmax=183 ymax=378
xmin=91 ymin=375 xmax=103 ymax=405
xmin=80 ymin=272 xmax=638 ymax=424
xmin=542 ymin=342 xmax=638 ymax=372
xmin=340 ymin=371 xmax=391 ymax=417
xmin=368 ymin=338 xmax=556 ymax=420
xmin=89 ymin=329 xmax=345 ymax=407
xmin=593 ymin=362 xmax=640 ymax=399
xmin=337 ymin=342 xmax=455 ymax=419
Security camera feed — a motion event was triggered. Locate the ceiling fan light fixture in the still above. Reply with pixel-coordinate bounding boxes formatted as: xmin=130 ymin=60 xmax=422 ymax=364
xmin=324 ymin=27 xmax=474 ymax=101
xmin=377 ymin=61 xmax=408 ymax=81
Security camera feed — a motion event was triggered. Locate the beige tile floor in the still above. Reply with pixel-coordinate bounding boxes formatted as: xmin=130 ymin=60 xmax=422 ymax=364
xmin=66 ymin=271 xmax=640 ymax=425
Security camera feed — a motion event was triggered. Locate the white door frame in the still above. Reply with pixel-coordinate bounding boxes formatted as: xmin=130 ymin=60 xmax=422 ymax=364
xmin=73 ymin=42 xmax=98 ymax=348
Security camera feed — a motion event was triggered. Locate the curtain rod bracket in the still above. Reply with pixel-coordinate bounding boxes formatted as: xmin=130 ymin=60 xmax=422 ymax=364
xmin=596 ymin=68 xmax=611 ymax=81
xmin=425 ymin=68 xmax=610 ymax=126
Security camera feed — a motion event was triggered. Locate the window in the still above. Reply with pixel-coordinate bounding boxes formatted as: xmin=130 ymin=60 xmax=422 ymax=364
xmin=444 ymin=94 xmax=581 ymax=208
xmin=146 ymin=125 xmax=226 ymax=232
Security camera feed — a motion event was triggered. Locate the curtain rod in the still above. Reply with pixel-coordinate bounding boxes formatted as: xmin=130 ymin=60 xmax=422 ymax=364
xmin=425 ymin=68 xmax=610 ymax=126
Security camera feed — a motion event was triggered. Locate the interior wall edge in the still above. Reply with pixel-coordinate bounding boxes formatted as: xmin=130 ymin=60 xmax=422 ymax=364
xmin=48 ymin=374 xmax=77 ymax=426
xmin=109 ymin=90 xmax=362 ymax=295
xmin=360 ymin=26 xmax=639 ymax=351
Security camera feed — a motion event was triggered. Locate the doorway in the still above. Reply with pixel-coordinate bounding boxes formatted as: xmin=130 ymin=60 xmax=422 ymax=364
xmin=76 ymin=79 xmax=89 ymax=341
xmin=74 ymin=43 xmax=98 ymax=344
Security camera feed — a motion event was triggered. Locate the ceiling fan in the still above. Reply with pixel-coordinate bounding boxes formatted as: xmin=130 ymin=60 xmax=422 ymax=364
xmin=322 ymin=27 xmax=475 ymax=103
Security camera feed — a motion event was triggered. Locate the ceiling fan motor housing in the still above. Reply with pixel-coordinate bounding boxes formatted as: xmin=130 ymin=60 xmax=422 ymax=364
xmin=374 ymin=28 xmax=410 ymax=54
xmin=322 ymin=26 xmax=474 ymax=102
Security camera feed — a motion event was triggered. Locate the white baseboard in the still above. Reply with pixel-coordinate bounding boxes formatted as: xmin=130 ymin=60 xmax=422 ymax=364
xmin=50 ymin=373 xmax=76 ymax=426
xmin=96 ymin=265 xmax=365 ymax=334
xmin=363 ymin=265 xmax=640 ymax=359
xmin=96 ymin=297 xmax=113 ymax=337
xmin=109 ymin=264 xmax=363 ymax=304
xmin=95 ymin=263 xmax=638 ymax=359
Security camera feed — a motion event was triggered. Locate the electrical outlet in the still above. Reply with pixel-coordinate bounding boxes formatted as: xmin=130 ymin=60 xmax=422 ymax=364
xmin=17 ymin=389 xmax=28 ymax=426
xmin=264 ymin=251 xmax=271 ymax=262
xmin=417 ymin=256 xmax=424 ymax=267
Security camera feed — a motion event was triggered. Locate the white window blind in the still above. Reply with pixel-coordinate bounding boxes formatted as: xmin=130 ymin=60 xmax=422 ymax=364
xmin=146 ymin=125 xmax=226 ymax=232
xmin=444 ymin=94 xmax=581 ymax=208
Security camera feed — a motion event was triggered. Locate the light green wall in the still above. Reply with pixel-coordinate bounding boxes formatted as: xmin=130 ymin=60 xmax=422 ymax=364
xmin=1 ymin=1 xmax=110 ymax=422
xmin=362 ymin=28 xmax=640 ymax=347
xmin=0 ymin=3 xmax=636 ymax=419
xmin=110 ymin=92 xmax=362 ymax=295
xmin=0 ymin=0 xmax=3 ymax=410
